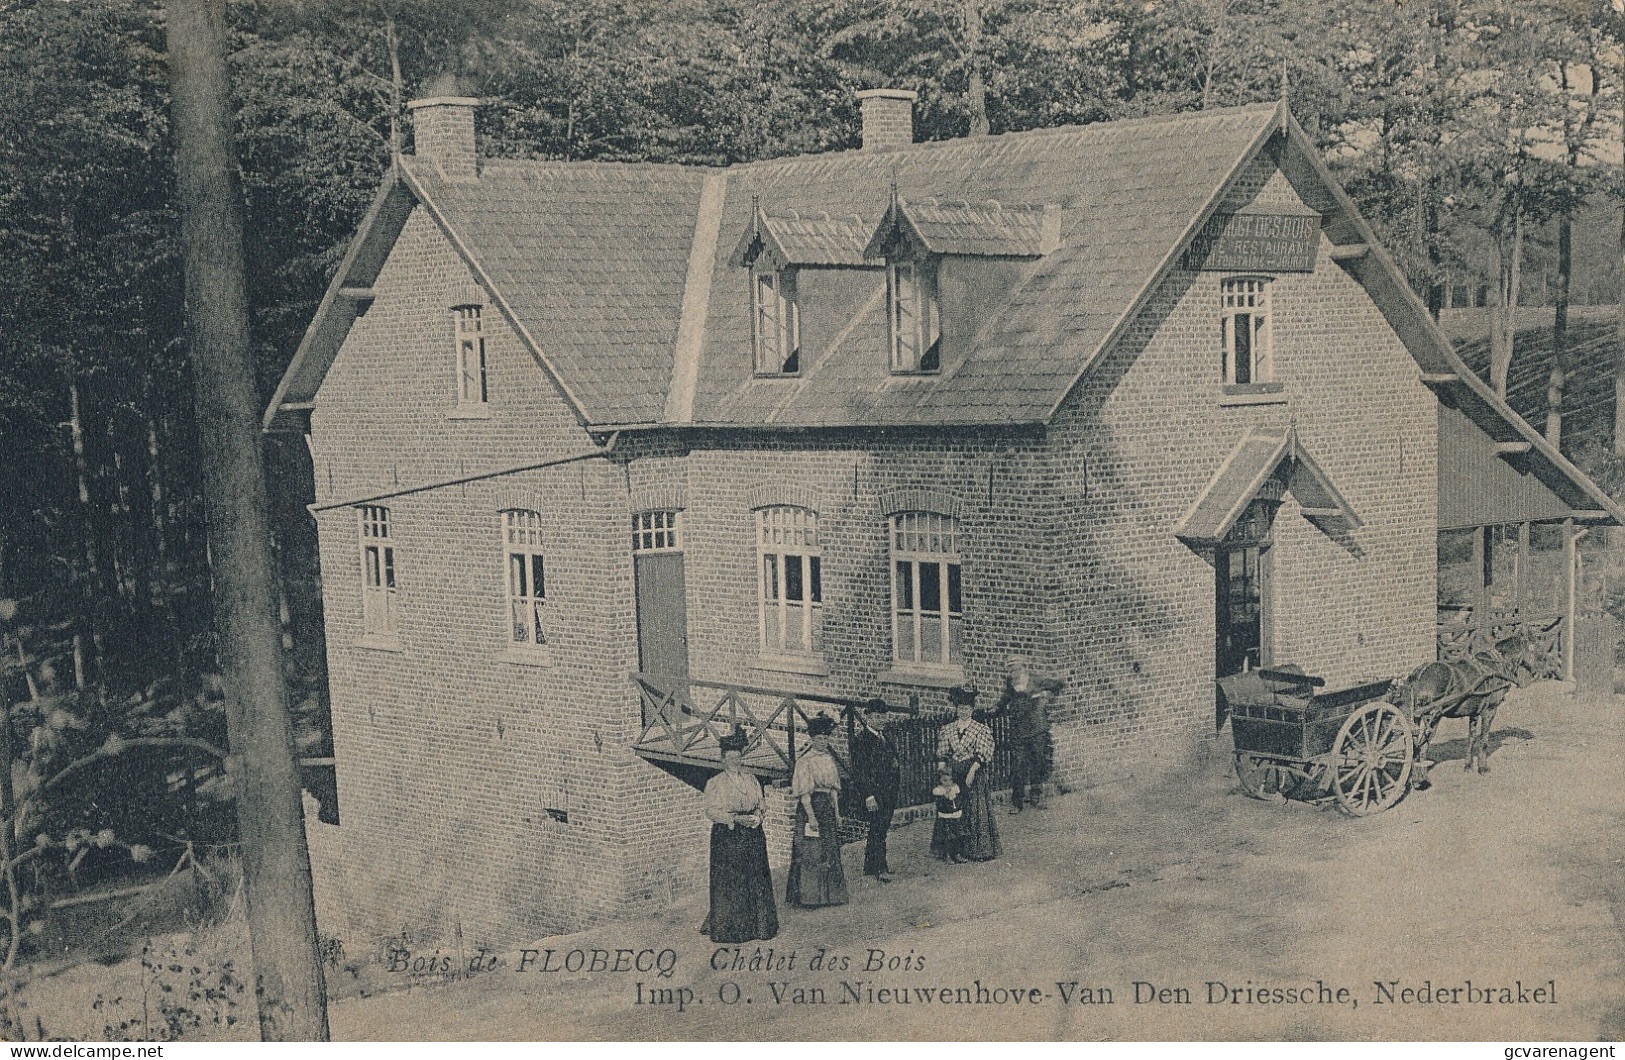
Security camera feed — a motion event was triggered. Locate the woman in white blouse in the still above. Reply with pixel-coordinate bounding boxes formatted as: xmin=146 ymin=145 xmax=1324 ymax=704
xmin=784 ymin=713 xmax=849 ymax=908
xmin=702 ymin=729 xmax=779 ymax=942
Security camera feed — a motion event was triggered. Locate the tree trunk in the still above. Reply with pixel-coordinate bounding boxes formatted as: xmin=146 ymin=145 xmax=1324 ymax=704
xmin=1548 ymin=210 xmax=1573 ymax=449
xmin=1617 ymin=59 xmax=1625 ymax=453
xmin=163 ymin=0 xmax=329 ymax=1041
xmin=964 ymin=0 xmax=988 ymax=136
xmin=1425 ymin=192 xmax=1443 ymax=321
xmin=1490 ymin=201 xmax=1523 ymax=398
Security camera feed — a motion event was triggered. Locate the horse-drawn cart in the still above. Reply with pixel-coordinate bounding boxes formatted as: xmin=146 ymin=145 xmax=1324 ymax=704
xmin=1219 ymin=668 xmax=1414 ymax=816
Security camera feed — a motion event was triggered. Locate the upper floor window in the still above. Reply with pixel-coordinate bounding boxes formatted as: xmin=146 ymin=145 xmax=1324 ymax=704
xmin=632 ymin=510 xmax=682 ymax=553
xmin=359 ymin=505 xmax=398 ymax=638
xmin=503 ymin=509 xmax=546 ymax=647
xmin=455 ymin=305 xmax=488 ymax=406
xmin=757 ymin=506 xmax=822 ymax=657
xmin=752 ymin=267 xmax=800 ymax=375
xmin=1220 ymin=277 xmax=1272 ymax=385
xmin=891 ymin=511 xmax=962 ymax=667
xmin=888 ymin=260 xmax=941 ymax=374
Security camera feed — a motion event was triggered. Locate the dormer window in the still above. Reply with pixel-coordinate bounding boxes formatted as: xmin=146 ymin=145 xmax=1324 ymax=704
xmin=454 ymin=304 xmax=487 ymax=406
xmin=752 ymin=267 xmax=800 ymax=375
xmin=1220 ymin=277 xmax=1272 ymax=385
xmin=888 ymin=260 xmax=940 ymax=373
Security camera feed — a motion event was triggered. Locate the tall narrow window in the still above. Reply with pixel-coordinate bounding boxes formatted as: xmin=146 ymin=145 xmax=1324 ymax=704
xmin=752 ymin=268 xmax=800 ymax=375
xmin=503 ymin=509 xmax=546 ymax=647
xmin=890 ymin=511 xmax=962 ymax=667
xmin=454 ymin=305 xmax=488 ymax=405
xmin=888 ymin=260 xmax=941 ymax=373
xmin=1220 ymin=277 xmax=1272 ymax=385
xmin=757 ymin=506 xmax=822 ymax=657
xmin=358 ymin=505 xmax=397 ymax=638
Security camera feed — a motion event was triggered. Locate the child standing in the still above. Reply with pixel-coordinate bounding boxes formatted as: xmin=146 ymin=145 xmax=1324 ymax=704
xmin=930 ymin=768 xmax=966 ymax=863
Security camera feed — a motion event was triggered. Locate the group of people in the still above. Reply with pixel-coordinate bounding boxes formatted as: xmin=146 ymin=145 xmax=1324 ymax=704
xmin=700 ymin=655 xmax=1065 ymax=945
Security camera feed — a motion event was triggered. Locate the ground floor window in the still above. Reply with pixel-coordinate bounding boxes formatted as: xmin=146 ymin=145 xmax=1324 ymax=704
xmin=890 ymin=511 xmax=962 ymax=667
xmin=503 ymin=509 xmax=546 ymax=647
xmin=757 ymin=506 xmax=821 ymax=656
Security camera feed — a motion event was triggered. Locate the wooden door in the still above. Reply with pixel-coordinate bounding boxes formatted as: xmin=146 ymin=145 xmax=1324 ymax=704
xmin=1215 ymin=543 xmax=1270 ymax=729
xmin=634 ymin=551 xmax=690 ymax=687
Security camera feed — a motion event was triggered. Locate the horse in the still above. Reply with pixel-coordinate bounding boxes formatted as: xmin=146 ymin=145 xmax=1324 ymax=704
xmin=1388 ymin=632 xmax=1540 ymax=781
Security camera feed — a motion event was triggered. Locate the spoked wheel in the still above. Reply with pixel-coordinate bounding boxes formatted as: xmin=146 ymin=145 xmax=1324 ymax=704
xmin=1331 ymin=702 xmax=1414 ymax=816
xmin=1235 ymin=752 xmax=1288 ymax=800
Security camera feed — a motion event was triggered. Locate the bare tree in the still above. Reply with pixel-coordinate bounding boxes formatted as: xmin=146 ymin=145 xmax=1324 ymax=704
xmin=163 ymin=0 xmax=329 ymax=1041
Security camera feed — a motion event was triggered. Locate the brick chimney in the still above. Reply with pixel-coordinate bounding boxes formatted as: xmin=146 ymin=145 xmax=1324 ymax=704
xmin=856 ymin=88 xmax=916 ymax=152
xmin=407 ymin=73 xmax=478 ymax=180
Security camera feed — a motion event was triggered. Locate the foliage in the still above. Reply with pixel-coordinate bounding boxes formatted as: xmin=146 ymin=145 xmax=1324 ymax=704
xmin=95 ymin=943 xmax=248 ymax=1042
xmin=3 ymin=0 xmax=1625 ymax=989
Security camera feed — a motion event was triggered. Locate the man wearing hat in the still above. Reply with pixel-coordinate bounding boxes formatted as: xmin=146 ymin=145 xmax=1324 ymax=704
xmin=849 ymin=699 xmax=901 ymax=882
xmin=991 ymin=655 xmax=1065 ymax=813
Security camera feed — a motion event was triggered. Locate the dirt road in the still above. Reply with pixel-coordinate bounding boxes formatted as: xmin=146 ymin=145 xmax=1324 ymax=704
xmin=330 ymin=683 xmax=1624 ymax=1041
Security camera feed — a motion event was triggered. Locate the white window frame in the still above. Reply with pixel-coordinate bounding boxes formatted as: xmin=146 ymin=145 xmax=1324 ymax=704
xmin=756 ymin=506 xmax=822 ymax=658
xmin=632 ymin=510 xmax=682 ymax=553
xmin=888 ymin=259 xmax=941 ymax=373
xmin=503 ymin=509 xmax=546 ymax=649
xmin=454 ymin=305 xmax=488 ymax=406
xmin=358 ymin=505 xmax=398 ymax=640
xmin=890 ymin=511 xmax=962 ymax=668
xmin=751 ymin=267 xmax=801 ymax=375
xmin=1220 ymin=276 xmax=1272 ymax=385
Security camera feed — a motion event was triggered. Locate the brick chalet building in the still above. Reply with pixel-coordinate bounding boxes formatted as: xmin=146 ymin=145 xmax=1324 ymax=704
xmin=266 ymin=89 xmax=1622 ymax=946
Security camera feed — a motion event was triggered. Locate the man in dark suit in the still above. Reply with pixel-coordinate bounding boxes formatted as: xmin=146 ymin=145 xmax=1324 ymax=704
xmin=992 ymin=654 xmax=1065 ymax=813
xmin=850 ymin=698 xmax=901 ymax=882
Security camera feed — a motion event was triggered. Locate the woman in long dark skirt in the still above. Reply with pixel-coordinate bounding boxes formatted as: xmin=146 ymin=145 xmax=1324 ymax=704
xmin=702 ymin=731 xmax=778 ymax=943
xmin=937 ymin=685 xmax=1001 ymax=861
xmin=785 ymin=713 xmax=848 ymax=908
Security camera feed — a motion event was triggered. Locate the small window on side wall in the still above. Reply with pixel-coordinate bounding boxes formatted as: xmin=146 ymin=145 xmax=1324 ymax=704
xmin=1220 ymin=277 xmax=1271 ymax=385
xmin=454 ymin=305 xmax=487 ymax=406
xmin=752 ymin=267 xmax=800 ymax=375
xmin=889 ymin=260 xmax=941 ymax=374
xmin=358 ymin=505 xmax=398 ymax=639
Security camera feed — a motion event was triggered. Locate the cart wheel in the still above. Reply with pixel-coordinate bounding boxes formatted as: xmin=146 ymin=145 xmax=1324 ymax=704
xmin=1234 ymin=753 xmax=1284 ymax=800
xmin=1331 ymin=702 xmax=1414 ymax=816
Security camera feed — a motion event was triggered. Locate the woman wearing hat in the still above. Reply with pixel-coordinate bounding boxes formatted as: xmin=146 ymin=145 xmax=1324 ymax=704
xmin=702 ymin=728 xmax=779 ymax=942
xmin=937 ymin=685 xmax=1002 ymax=861
xmin=785 ymin=713 xmax=849 ymax=908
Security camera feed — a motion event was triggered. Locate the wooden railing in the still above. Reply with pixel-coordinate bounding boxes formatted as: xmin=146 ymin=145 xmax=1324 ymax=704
xmin=1436 ymin=610 xmax=1566 ymax=680
xmin=629 ymin=673 xmax=1017 ymax=808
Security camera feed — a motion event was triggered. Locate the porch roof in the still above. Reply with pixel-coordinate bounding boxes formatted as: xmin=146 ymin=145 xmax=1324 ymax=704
xmin=1176 ymin=426 xmax=1361 ymax=546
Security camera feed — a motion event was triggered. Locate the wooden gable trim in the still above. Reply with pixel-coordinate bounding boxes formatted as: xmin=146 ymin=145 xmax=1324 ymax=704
xmin=263 ymin=169 xmax=417 ymax=432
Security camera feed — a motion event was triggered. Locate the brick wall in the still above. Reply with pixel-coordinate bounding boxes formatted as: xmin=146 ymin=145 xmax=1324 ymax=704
xmin=1039 ymin=153 xmax=1438 ymax=791
xmin=307 ymin=157 xmax=1440 ymax=948
xmin=309 ymin=205 xmax=705 ymax=951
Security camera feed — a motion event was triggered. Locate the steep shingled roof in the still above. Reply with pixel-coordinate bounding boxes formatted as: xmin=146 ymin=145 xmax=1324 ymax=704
xmin=263 ymin=101 xmax=1623 ymax=523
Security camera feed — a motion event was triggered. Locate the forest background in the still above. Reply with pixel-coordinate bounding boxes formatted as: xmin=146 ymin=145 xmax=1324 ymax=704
xmin=3 ymin=0 xmax=1625 ymax=987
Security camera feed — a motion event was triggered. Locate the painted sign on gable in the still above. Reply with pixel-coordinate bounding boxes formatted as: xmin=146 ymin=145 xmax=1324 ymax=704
xmin=1183 ymin=212 xmax=1319 ymax=272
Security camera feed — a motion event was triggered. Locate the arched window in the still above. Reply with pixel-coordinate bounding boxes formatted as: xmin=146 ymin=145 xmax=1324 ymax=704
xmin=503 ymin=509 xmax=546 ymax=647
xmin=890 ymin=511 xmax=961 ymax=666
xmin=757 ymin=506 xmax=822 ymax=657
